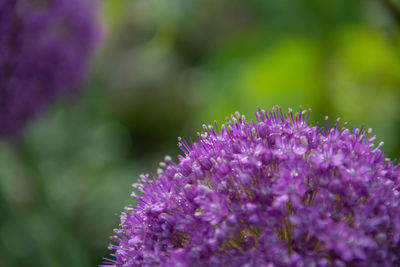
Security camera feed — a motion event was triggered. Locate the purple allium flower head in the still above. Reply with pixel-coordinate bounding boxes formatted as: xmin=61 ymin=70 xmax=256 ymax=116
xmin=0 ymin=0 xmax=100 ymax=137
xmin=103 ymin=107 xmax=400 ymax=266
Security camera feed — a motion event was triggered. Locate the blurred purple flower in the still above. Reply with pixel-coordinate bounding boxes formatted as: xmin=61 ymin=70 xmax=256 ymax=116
xmin=0 ymin=0 xmax=100 ymax=137
xmin=103 ymin=107 xmax=400 ymax=266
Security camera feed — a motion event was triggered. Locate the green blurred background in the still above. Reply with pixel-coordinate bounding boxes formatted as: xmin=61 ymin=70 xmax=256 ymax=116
xmin=1 ymin=0 xmax=400 ymax=266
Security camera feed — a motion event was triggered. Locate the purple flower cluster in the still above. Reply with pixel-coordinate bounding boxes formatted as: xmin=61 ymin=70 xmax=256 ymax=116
xmin=0 ymin=0 xmax=100 ymax=137
xmin=103 ymin=107 xmax=400 ymax=266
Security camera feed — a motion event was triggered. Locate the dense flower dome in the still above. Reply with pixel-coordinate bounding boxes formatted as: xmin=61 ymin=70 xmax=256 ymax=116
xmin=0 ymin=0 xmax=100 ymax=137
xmin=103 ymin=107 xmax=400 ymax=266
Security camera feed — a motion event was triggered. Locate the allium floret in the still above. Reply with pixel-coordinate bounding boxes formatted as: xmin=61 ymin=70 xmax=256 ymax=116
xmin=0 ymin=0 xmax=100 ymax=137
xmin=103 ymin=107 xmax=400 ymax=266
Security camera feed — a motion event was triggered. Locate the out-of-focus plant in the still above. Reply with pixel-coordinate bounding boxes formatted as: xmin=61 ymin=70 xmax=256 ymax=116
xmin=0 ymin=0 xmax=101 ymax=266
xmin=0 ymin=0 xmax=100 ymax=137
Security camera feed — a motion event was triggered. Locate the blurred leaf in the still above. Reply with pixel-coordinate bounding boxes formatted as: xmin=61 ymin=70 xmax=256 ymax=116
xmin=102 ymin=0 xmax=130 ymax=28
xmin=329 ymin=26 xmax=400 ymax=157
